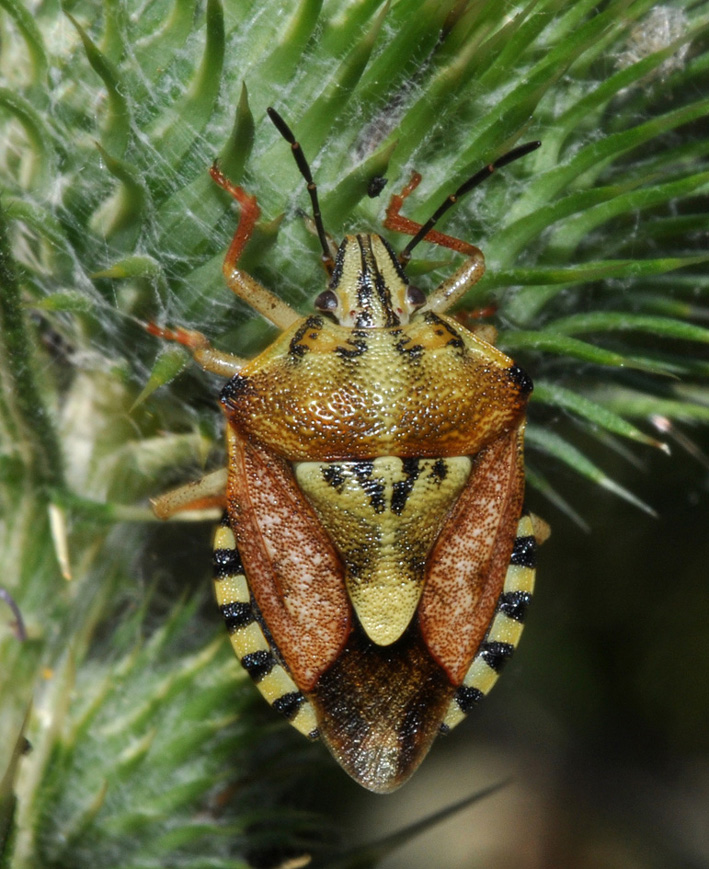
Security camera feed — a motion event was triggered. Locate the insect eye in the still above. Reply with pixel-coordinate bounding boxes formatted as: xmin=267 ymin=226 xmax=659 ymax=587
xmin=315 ymin=290 xmax=338 ymax=312
xmin=406 ymin=285 xmax=426 ymax=309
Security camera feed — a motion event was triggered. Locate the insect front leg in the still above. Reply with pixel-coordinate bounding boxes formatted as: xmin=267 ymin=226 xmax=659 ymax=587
xmin=210 ymin=165 xmax=301 ymax=332
xmin=422 ymin=251 xmax=486 ymax=315
xmin=146 ymin=323 xmax=245 ymax=378
xmin=383 ymin=171 xmax=486 ymax=314
xmin=384 ymin=171 xmax=484 ymax=259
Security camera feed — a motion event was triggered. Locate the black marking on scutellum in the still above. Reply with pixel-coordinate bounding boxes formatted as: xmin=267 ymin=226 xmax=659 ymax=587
xmin=454 ymin=685 xmax=484 ymax=713
xmin=498 ymin=590 xmax=532 ymax=623
xmin=212 ymin=547 xmax=244 ymax=580
xmin=240 ymin=650 xmax=275 ymax=682
xmin=430 ymin=458 xmax=448 ymax=482
xmin=220 ymin=601 xmax=254 ymax=633
xmin=352 ymin=461 xmax=386 ymax=513
xmin=479 ymin=641 xmax=515 ymax=672
xmin=272 ymin=691 xmax=306 ymax=720
xmin=322 ymin=463 xmax=347 ymax=493
xmin=510 ymin=535 xmax=537 ymax=568
xmin=391 ymin=458 xmax=421 ymax=515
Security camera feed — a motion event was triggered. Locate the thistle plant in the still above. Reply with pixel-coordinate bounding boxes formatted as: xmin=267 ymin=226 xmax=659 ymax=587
xmin=1 ymin=1 xmax=708 ymax=867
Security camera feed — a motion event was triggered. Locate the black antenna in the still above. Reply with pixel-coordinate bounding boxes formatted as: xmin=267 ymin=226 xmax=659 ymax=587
xmin=401 ymin=140 xmax=542 ymax=261
xmin=267 ymin=107 xmax=334 ymax=272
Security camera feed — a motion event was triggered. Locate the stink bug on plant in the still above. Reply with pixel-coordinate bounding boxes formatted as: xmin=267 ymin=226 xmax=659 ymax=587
xmin=152 ymin=109 xmax=544 ymax=793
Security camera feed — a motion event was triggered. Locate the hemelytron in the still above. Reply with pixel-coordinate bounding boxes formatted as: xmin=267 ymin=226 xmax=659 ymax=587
xmin=152 ymin=108 xmax=544 ymax=792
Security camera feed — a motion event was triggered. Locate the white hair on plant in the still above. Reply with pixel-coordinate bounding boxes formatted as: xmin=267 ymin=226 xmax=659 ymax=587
xmin=616 ymin=7 xmax=691 ymax=81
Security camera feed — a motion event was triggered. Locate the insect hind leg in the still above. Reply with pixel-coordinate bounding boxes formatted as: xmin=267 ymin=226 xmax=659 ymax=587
xmin=439 ymin=512 xmax=537 ymax=733
xmin=212 ymin=513 xmax=319 ymax=739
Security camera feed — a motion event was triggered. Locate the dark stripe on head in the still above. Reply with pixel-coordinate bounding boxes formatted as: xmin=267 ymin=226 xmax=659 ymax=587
xmin=358 ymin=235 xmax=401 ymax=329
xmin=272 ymin=691 xmax=306 ymax=720
xmin=329 ymin=240 xmax=346 ymax=289
xmin=378 ymin=234 xmax=409 ymax=283
xmin=220 ymin=601 xmax=254 ymax=633
xmin=498 ymin=590 xmax=532 ymax=623
xmin=374 ymin=271 xmax=400 ymax=330
xmin=240 ymin=650 xmax=275 ymax=682
xmin=212 ymin=547 xmax=244 ymax=580
xmin=510 ymin=535 xmax=536 ymax=568
xmin=480 ymin=641 xmax=515 ymax=672
xmin=455 ymin=685 xmax=484 ymax=713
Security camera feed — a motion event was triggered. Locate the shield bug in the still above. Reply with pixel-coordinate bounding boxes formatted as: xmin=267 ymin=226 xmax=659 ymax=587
xmin=151 ymin=109 xmax=544 ymax=792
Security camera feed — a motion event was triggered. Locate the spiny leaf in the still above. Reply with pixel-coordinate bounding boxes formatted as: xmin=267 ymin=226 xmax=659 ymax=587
xmin=485 ymin=256 xmax=709 ymax=291
xmin=532 ymin=381 xmax=666 ymax=449
xmin=525 ymin=464 xmax=590 ymax=530
xmin=134 ymin=0 xmax=196 ymax=79
xmin=525 ymin=426 xmax=655 ymax=515
xmin=509 ymin=96 xmax=709 ymax=221
xmin=499 ymin=330 xmax=671 ymax=373
xmin=0 ymin=87 xmax=53 ymax=187
xmin=543 ymin=313 xmax=709 ymax=344
xmin=546 ymin=170 xmax=709 ymax=255
xmin=327 ymin=781 xmax=510 ymax=869
xmin=0 ymin=0 xmax=48 ymax=86
xmin=588 ymin=387 xmax=709 ymax=423
xmin=66 ymin=12 xmax=132 ymax=157
xmin=295 ymin=0 xmax=389 ymax=157
xmin=131 ymin=347 xmax=192 ymax=410
xmin=218 ymin=83 xmax=255 ymax=183
xmin=147 ymin=0 xmax=225 ymax=168
xmin=91 ymin=144 xmax=148 ymax=240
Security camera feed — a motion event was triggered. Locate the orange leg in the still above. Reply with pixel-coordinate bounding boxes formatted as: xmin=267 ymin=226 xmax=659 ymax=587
xmin=384 ymin=171 xmax=482 ymax=258
xmin=454 ymin=304 xmax=499 ymax=346
xmin=210 ymin=164 xmax=300 ymax=332
xmin=146 ymin=322 xmax=245 ymax=378
xmin=151 ymin=469 xmax=227 ymax=519
xmin=209 ymin=164 xmax=261 ymax=270
xmin=384 ymin=171 xmax=487 ymax=315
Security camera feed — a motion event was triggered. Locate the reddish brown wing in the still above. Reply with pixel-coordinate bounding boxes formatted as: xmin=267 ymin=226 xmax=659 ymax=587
xmin=225 ymin=425 xmax=351 ymax=691
xmin=419 ymin=424 xmax=526 ymax=684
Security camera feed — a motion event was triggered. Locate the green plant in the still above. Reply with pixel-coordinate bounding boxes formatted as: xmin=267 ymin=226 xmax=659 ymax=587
xmin=1 ymin=1 xmax=708 ymax=866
